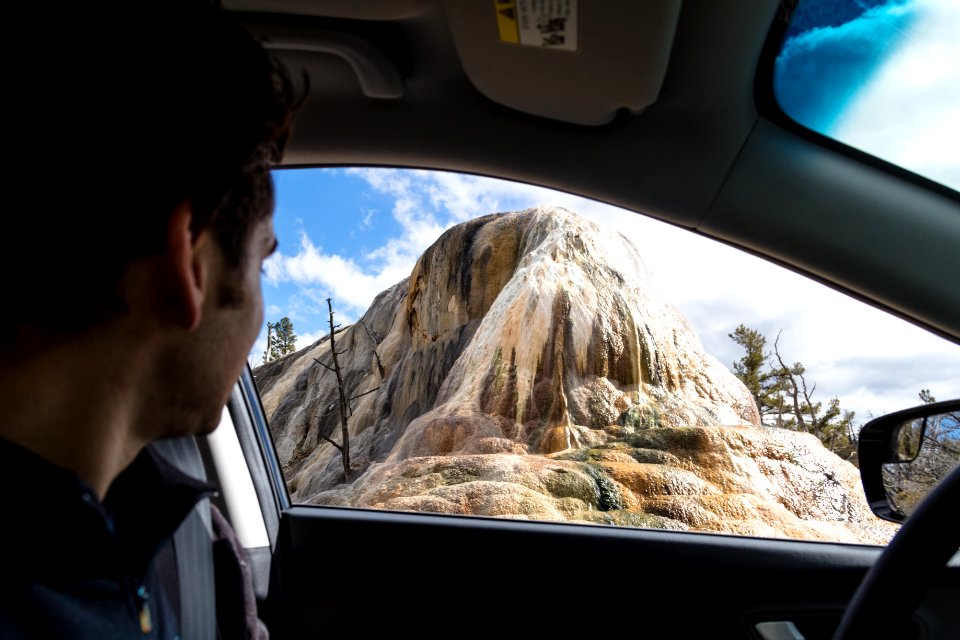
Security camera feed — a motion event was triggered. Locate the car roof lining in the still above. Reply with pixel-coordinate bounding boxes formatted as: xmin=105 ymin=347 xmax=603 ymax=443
xmin=240 ymin=0 xmax=771 ymax=222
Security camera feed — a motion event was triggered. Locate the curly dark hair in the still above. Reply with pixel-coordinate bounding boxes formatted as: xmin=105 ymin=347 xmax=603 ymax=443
xmin=5 ymin=2 xmax=298 ymax=340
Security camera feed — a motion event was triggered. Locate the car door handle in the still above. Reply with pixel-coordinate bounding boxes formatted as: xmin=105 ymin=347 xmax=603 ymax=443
xmin=755 ymin=620 xmax=806 ymax=640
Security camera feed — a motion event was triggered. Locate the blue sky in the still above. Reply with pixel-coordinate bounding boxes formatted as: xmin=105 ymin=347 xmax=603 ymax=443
xmin=252 ymin=0 xmax=960 ymax=424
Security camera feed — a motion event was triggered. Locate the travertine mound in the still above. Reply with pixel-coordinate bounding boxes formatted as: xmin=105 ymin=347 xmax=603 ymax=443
xmin=254 ymin=206 xmax=896 ymax=543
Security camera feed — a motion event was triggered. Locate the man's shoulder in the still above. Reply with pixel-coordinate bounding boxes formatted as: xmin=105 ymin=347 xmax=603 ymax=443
xmin=0 ymin=437 xmax=101 ymax=556
xmin=0 ymin=436 xmax=89 ymax=491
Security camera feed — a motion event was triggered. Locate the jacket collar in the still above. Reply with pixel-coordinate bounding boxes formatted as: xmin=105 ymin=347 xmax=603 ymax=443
xmin=0 ymin=436 xmax=215 ymax=578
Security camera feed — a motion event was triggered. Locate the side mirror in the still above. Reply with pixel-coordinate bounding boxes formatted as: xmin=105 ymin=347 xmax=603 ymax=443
xmin=858 ymin=399 xmax=960 ymax=522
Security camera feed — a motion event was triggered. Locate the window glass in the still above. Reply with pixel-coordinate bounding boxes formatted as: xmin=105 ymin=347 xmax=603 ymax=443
xmin=773 ymin=0 xmax=959 ymax=191
xmin=252 ymin=167 xmax=960 ymax=545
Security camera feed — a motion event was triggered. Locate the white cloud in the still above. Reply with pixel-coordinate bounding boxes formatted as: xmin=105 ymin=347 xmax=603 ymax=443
xmin=360 ymin=209 xmax=376 ymax=229
xmin=294 ymin=329 xmax=327 ymax=351
xmin=261 ymin=169 xmax=490 ymax=325
xmin=424 ymin=170 xmax=506 ymax=220
xmin=264 ymin=230 xmax=394 ymax=318
xmin=248 ymin=333 xmax=268 ymax=368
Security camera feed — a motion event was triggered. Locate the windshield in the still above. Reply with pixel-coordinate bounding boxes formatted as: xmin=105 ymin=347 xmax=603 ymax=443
xmin=773 ymin=0 xmax=958 ymax=191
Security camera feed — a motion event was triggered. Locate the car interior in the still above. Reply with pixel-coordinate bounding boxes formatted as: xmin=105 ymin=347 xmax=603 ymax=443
xmin=162 ymin=1 xmax=959 ymax=639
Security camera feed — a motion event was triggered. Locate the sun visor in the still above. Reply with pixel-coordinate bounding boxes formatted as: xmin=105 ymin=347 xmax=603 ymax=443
xmin=442 ymin=0 xmax=681 ymax=126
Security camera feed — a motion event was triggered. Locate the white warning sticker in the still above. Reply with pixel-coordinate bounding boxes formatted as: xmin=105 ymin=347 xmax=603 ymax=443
xmin=495 ymin=0 xmax=578 ymax=51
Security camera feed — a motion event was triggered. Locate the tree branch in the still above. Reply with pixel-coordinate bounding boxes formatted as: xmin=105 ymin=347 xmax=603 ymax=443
xmin=349 ymin=386 xmax=380 ymax=402
xmin=328 ymin=298 xmax=351 ymax=481
xmin=773 ymin=331 xmax=805 ymax=432
xmin=321 ymin=435 xmax=343 ymax=453
xmin=312 ymin=357 xmax=336 ymax=373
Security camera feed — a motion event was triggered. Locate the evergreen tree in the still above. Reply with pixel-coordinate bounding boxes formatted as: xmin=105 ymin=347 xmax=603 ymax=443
xmin=728 ymin=324 xmax=786 ymax=424
xmin=263 ymin=317 xmax=298 ymax=363
xmin=729 ymin=325 xmax=857 ymax=462
xmin=273 ymin=317 xmax=297 ymax=358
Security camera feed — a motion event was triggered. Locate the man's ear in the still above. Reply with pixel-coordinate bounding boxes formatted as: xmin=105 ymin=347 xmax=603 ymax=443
xmin=167 ymin=201 xmax=209 ymax=331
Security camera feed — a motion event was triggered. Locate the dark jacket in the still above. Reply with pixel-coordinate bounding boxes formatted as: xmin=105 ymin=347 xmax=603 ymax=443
xmin=0 ymin=436 xmax=260 ymax=639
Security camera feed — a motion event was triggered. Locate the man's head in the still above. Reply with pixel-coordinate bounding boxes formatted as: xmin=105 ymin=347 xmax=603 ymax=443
xmin=3 ymin=3 xmax=300 ymax=448
xmin=6 ymin=2 xmax=296 ymax=350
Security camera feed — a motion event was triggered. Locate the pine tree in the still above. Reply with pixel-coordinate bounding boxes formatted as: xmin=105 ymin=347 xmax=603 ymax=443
xmin=273 ymin=317 xmax=297 ymax=358
xmin=729 ymin=325 xmax=857 ymax=462
xmin=263 ymin=317 xmax=298 ymax=363
xmin=728 ymin=324 xmax=786 ymax=424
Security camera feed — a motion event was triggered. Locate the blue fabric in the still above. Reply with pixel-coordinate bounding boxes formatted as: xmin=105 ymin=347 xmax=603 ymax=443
xmin=0 ymin=437 xmax=214 ymax=639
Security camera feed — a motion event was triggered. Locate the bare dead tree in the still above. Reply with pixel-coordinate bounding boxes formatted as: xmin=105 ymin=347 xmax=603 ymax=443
xmin=772 ymin=331 xmax=807 ymax=432
xmin=262 ymin=322 xmax=273 ymax=365
xmin=327 ymin=298 xmax=351 ymax=479
xmin=310 ymin=299 xmax=381 ymax=482
xmin=771 ymin=331 xmax=854 ymax=453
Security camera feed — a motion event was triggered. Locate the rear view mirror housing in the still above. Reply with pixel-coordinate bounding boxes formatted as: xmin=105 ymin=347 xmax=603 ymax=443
xmin=858 ymin=399 xmax=960 ymax=522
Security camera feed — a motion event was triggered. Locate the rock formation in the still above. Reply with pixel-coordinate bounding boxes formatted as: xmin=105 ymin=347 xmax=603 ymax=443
xmin=254 ymin=206 xmax=897 ymax=544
